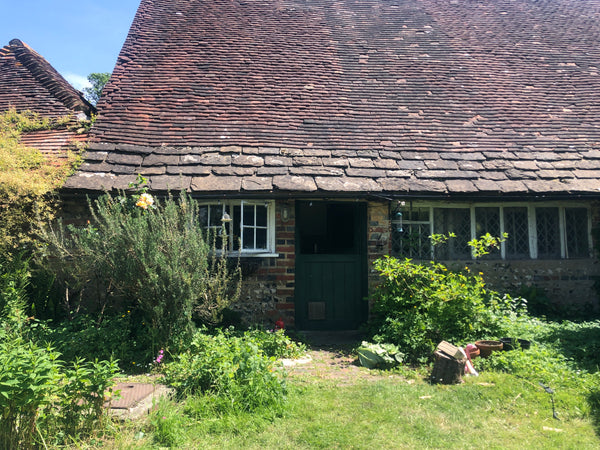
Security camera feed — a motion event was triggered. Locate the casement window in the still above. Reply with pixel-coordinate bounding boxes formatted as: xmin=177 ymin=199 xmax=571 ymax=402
xmin=391 ymin=203 xmax=592 ymax=260
xmin=198 ymin=200 xmax=276 ymax=255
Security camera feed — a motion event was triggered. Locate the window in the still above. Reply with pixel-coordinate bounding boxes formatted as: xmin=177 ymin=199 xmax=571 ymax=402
xmin=434 ymin=208 xmax=471 ymax=259
xmin=503 ymin=207 xmax=529 ymax=259
xmin=391 ymin=207 xmax=432 ymax=259
xmin=565 ymin=208 xmax=589 ymax=258
xmin=390 ymin=202 xmax=591 ymax=261
xmin=199 ymin=200 xmax=275 ymax=254
xmin=536 ymin=207 xmax=560 ymax=259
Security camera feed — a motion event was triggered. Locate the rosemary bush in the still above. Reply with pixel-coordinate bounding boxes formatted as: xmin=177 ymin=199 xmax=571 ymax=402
xmin=40 ymin=187 xmax=241 ymax=356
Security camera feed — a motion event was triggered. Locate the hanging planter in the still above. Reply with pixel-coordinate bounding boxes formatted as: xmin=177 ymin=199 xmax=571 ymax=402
xmin=475 ymin=340 xmax=503 ymax=358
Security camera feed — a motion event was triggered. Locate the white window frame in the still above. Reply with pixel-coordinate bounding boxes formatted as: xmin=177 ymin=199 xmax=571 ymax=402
xmin=199 ymin=200 xmax=277 ymax=257
xmin=391 ymin=201 xmax=593 ymax=260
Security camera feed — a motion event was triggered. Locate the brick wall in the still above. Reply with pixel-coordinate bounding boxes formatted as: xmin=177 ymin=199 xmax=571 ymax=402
xmin=445 ymin=259 xmax=600 ymax=311
xmin=58 ymin=196 xmax=599 ymax=326
xmin=367 ymin=200 xmax=391 ymax=291
xmin=235 ymin=199 xmax=297 ymax=327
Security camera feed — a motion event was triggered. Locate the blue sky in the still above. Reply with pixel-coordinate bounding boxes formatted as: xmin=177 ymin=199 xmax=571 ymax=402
xmin=2 ymin=1 xmax=140 ymax=90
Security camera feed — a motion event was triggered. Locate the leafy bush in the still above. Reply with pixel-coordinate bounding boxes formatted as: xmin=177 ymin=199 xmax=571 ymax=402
xmin=36 ymin=313 xmax=146 ymax=370
xmin=357 ymin=341 xmax=404 ymax=369
xmin=40 ymin=183 xmax=241 ymax=357
xmin=0 ymin=108 xmax=81 ymax=256
xmin=162 ymin=330 xmax=287 ymax=415
xmin=0 ymin=254 xmax=31 ymax=333
xmin=53 ymin=358 xmax=120 ymax=438
xmin=367 ymin=257 xmax=520 ymax=363
xmin=0 ymin=279 xmax=118 ymax=448
xmin=242 ymin=328 xmax=306 ymax=359
xmin=0 ymin=338 xmax=60 ymax=449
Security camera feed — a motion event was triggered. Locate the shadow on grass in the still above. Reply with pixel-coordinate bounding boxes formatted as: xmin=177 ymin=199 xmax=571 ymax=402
xmin=541 ymin=320 xmax=600 ymax=436
xmin=543 ymin=321 xmax=600 ymax=373
xmin=587 ymin=389 xmax=600 ymax=436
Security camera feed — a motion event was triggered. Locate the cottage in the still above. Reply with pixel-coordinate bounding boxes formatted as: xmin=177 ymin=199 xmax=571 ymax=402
xmin=64 ymin=0 xmax=600 ymax=329
xmin=0 ymin=39 xmax=94 ymax=155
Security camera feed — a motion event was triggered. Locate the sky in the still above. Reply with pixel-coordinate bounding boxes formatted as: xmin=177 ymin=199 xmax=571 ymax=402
xmin=2 ymin=0 xmax=141 ymax=91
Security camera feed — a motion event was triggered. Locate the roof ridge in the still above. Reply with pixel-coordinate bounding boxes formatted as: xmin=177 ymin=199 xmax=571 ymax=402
xmin=8 ymin=39 xmax=95 ymax=118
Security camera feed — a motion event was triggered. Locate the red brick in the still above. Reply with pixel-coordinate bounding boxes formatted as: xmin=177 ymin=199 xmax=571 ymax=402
xmin=276 ymin=303 xmax=295 ymax=310
xmin=276 ymin=245 xmax=295 ymax=253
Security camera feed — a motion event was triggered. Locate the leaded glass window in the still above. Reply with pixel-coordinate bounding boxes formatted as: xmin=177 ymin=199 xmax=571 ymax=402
xmin=391 ymin=207 xmax=431 ymax=259
xmin=389 ymin=202 xmax=590 ymax=261
xmin=433 ymin=208 xmax=471 ymax=259
xmin=565 ymin=208 xmax=589 ymax=258
xmin=503 ymin=207 xmax=529 ymax=259
xmin=536 ymin=207 xmax=560 ymax=258
xmin=475 ymin=207 xmax=501 ymax=259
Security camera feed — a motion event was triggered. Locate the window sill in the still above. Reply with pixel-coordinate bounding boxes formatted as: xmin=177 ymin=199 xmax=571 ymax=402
xmin=228 ymin=252 xmax=280 ymax=258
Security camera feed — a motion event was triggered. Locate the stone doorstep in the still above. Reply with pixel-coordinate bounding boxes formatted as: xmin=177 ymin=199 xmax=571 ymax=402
xmin=109 ymin=382 xmax=172 ymax=420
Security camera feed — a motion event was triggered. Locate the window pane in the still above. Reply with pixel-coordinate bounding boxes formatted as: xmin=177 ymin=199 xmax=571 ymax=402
xmin=475 ymin=207 xmax=500 ymax=237
xmin=208 ymin=205 xmax=223 ymax=227
xmin=504 ymin=207 xmax=530 ymax=259
xmin=391 ymin=207 xmax=430 ymax=259
xmin=392 ymin=224 xmax=432 ymax=259
xmin=256 ymin=228 xmax=267 ymax=249
xmin=243 ymin=227 xmax=255 ymax=249
xmin=232 ymin=206 xmax=241 ymax=250
xmin=475 ymin=207 xmax=501 ymax=259
xmin=565 ymin=208 xmax=589 ymax=258
xmin=536 ymin=207 xmax=560 ymax=258
xmin=256 ymin=205 xmax=267 ymax=227
xmin=433 ymin=208 xmax=471 ymax=259
xmin=199 ymin=205 xmax=209 ymax=227
xmin=243 ymin=204 xmax=255 ymax=226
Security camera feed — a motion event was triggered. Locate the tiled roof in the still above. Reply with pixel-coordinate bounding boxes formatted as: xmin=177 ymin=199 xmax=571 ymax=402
xmin=69 ymin=0 xmax=600 ymax=197
xmin=0 ymin=39 xmax=94 ymax=118
xmin=19 ymin=127 xmax=88 ymax=158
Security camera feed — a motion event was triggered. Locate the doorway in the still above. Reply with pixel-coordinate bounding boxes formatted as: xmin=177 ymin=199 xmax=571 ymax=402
xmin=294 ymin=201 xmax=368 ymax=330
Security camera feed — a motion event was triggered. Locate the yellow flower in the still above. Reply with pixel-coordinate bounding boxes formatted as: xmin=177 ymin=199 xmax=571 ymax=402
xmin=136 ymin=193 xmax=154 ymax=209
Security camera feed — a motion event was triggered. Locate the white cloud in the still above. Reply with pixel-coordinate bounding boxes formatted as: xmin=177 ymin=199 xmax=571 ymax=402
xmin=63 ymin=72 xmax=92 ymax=91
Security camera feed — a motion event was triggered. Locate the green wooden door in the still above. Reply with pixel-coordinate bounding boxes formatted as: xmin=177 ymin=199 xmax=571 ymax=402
xmin=295 ymin=201 xmax=367 ymax=330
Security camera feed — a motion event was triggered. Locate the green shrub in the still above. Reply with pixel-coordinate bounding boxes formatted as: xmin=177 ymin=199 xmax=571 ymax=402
xmin=367 ymin=257 xmax=519 ymax=363
xmin=0 ymin=338 xmax=60 ymax=449
xmin=0 ymin=108 xmax=80 ymax=256
xmin=150 ymin=401 xmax=187 ymax=448
xmin=37 ymin=313 xmax=145 ymax=370
xmin=162 ymin=330 xmax=287 ymax=415
xmin=0 ymin=254 xmax=31 ymax=335
xmin=40 ymin=183 xmax=241 ymax=357
xmin=0 ymin=322 xmax=118 ymax=448
xmin=242 ymin=328 xmax=306 ymax=359
xmin=54 ymin=358 xmax=120 ymax=439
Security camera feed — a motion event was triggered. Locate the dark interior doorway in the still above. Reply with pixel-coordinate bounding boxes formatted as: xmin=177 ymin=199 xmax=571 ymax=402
xmin=295 ymin=201 xmax=368 ymax=330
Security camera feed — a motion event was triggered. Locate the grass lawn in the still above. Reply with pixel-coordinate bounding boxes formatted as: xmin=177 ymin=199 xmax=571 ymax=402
xmin=99 ymin=350 xmax=600 ymax=449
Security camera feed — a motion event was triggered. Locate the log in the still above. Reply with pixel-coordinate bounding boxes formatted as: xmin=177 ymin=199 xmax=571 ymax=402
xmin=430 ymin=350 xmax=465 ymax=385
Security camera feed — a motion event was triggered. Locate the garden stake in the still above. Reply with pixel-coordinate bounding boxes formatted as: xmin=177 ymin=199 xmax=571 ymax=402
xmin=539 ymin=382 xmax=559 ymax=420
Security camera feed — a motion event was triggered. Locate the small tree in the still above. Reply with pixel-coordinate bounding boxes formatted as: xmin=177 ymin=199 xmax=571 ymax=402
xmin=82 ymin=72 xmax=110 ymax=105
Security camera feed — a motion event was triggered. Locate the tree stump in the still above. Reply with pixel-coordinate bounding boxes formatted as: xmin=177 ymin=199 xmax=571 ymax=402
xmin=430 ymin=350 xmax=466 ymax=385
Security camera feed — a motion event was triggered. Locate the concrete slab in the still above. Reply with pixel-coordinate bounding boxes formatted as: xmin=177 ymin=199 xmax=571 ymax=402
xmin=109 ymin=382 xmax=172 ymax=420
